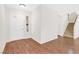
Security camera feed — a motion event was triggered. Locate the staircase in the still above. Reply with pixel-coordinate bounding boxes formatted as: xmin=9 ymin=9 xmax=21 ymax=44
xmin=64 ymin=23 xmax=74 ymax=38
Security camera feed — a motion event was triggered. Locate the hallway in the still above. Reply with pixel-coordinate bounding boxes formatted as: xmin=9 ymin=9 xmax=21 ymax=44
xmin=1 ymin=4 xmax=79 ymax=54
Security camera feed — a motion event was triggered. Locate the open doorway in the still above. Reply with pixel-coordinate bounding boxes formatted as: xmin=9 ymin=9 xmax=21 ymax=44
xmin=64 ymin=12 xmax=78 ymax=38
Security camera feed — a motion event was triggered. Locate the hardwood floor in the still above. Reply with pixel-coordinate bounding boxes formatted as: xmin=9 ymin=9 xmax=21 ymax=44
xmin=3 ymin=37 xmax=79 ymax=54
xmin=74 ymin=37 xmax=79 ymax=53
xmin=42 ymin=36 xmax=74 ymax=53
xmin=3 ymin=38 xmax=48 ymax=54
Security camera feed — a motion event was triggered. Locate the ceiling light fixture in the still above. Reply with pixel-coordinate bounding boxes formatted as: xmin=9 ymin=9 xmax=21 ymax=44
xmin=19 ymin=4 xmax=26 ymax=7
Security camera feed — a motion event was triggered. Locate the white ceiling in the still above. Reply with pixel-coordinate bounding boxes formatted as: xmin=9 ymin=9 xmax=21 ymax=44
xmin=5 ymin=4 xmax=40 ymax=12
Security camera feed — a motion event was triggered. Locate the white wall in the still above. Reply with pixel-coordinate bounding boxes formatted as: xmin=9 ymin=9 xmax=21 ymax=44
xmin=31 ymin=6 xmax=41 ymax=43
xmin=40 ymin=5 xmax=69 ymax=43
xmin=58 ymin=14 xmax=69 ymax=36
xmin=0 ymin=5 xmax=7 ymax=53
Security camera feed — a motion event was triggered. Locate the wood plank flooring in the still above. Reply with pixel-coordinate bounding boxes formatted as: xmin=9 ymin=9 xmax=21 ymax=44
xmin=3 ymin=37 xmax=79 ymax=54
xmin=3 ymin=38 xmax=48 ymax=54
